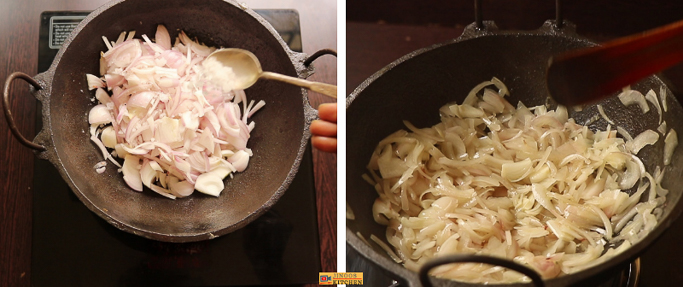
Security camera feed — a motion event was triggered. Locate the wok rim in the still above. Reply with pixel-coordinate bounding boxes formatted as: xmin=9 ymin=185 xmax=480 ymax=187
xmin=31 ymin=0 xmax=317 ymax=243
xmin=346 ymin=20 xmax=683 ymax=286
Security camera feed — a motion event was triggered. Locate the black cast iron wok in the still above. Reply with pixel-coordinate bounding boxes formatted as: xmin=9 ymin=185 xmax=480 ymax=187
xmin=346 ymin=19 xmax=683 ymax=287
xmin=2 ymin=0 xmax=333 ymax=242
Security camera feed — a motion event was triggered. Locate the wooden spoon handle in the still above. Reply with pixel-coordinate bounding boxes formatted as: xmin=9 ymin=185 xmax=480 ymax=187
xmin=261 ymin=71 xmax=337 ymax=98
xmin=548 ymin=19 xmax=683 ymax=106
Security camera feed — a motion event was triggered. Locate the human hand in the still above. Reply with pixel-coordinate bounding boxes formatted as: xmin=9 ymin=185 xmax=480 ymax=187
xmin=311 ymin=103 xmax=337 ymax=153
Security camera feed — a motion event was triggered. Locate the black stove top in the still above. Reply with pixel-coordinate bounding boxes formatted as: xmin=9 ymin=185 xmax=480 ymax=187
xmin=347 ymin=247 xmax=638 ymax=287
xmin=33 ymin=10 xmax=320 ymax=287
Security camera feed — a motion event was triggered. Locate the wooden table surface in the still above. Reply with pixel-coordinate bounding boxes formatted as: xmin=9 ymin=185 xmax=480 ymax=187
xmin=0 ymin=1 xmax=336 ymax=286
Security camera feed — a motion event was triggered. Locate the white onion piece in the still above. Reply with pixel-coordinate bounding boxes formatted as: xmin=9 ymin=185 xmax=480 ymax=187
xmin=501 ymin=158 xmax=532 ymax=182
xmin=115 ymin=144 xmax=129 ymax=159
xmin=94 ymin=161 xmax=107 ymax=174
xmin=149 ymin=183 xmax=176 ymax=199
xmin=370 ymin=234 xmax=403 ymax=264
xmin=105 ymin=74 xmax=125 ymax=88
xmin=209 ymin=165 xmax=233 ymax=180
xmin=645 ymin=89 xmax=662 ymax=124
xmin=181 ymin=111 xmax=200 ymax=131
xmin=450 ymin=104 xmax=485 ymax=118
xmin=248 ymin=100 xmax=266 ymax=118
xmin=532 ymin=182 xmax=562 ymax=218
xmin=618 ymin=90 xmax=649 ymax=113
xmin=660 ymin=86 xmax=669 ymax=112
xmin=155 ymin=117 xmax=182 ymax=144
xmin=101 ymin=126 xmax=117 ymax=148
xmin=481 ymin=88 xmax=505 ymax=113
xmin=630 ymin=154 xmax=647 ymax=175
xmin=122 ymin=154 xmax=143 ymax=191
xmin=88 ymin=104 xmax=113 ymax=125
xmin=657 ymin=121 xmax=667 ymax=135
xmin=128 ymin=91 xmax=154 ymax=109
xmin=627 ymin=130 xmax=659 ymax=154
xmin=102 ymin=36 xmax=113 ymax=50
xmin=194 ymin=173 xmax=224 ymax=197
xmin=464 ymin=80 xmax=494 ymax=106
xmin=140 ymin=161 xmax=157 ymax=188
xmin=228 ymin=150 xmax=250 ymax=172
xmin=377 ymin=145 xmax=408 ymax=178
xmin=114 ymin=31 xmax=127 ymax=45
xmin=86 ymin=74 xmax=105 ymax=90
xmin=167 ymin=176 xmax=194 ymax=197
xmin=664 ymin=129 xmax=678 ymax=165
xmin=95 ymin=88 xmax=112 ymax=105
xmin=90 ymin=129 xmax=121 ymax=168
xmin=154 ymin=24 xmax=172 ymax=50
xmin=490 ymin=76 xmax=510 ymax=97
xmin=619 ymin=159 xmax=641 ymax=190
xmin=149 ymin=161 xmax=163 ymax=172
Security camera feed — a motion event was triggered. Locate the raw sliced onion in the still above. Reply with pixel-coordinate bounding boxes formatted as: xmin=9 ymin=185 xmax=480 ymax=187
xmin=87 ymin=25 xmax=263 ymax=199
xmin=101 ymin=126 xmax=117 ymax=148
xmin=86 ymin=74 xmax=106 ymax=90
xmin=94 ymin=161 xmax=107 ymax=174
xmin=88 ymin=104 xmax=113 ymax=125
xmin=122 ymin=154 xmax=143 ymax=192
xmin=194 ymin=172 xmax=224 ymax=197
xmin=149 ymin=183 xmax=176 ymax=199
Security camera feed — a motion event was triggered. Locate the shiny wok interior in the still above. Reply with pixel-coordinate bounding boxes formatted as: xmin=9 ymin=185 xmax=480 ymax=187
xmin=34 ymin=0 xmax=312 ymax=242
xmin=346 ymin=21 xmax=683 ymax=286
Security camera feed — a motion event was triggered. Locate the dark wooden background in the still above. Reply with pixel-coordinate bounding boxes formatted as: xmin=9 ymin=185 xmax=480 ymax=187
xmin=347 ymin=1 xmax=683 ymax=286
xmin=0 ymin=0 xmax=336 ymax=286
xmin=347 ymin=0 xmax=683 ymax=36
xmin=347 ymin=0 xmax=683 ymax=92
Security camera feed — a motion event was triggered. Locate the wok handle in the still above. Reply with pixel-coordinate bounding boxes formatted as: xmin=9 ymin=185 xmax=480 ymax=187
xmin=418 ymin=254 xmax=545 ymax=287
xmin=303 ymin=49 xmax=337 ymax=67
xmin=2 ymin=72 xmax=46 ymax=151
xmin=301 ymin=49 xmax=337 ymax=152
xmin=302 ymin=48 xmax=337 ymax=99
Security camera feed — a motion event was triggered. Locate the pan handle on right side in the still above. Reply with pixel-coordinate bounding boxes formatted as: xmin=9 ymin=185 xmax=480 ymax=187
xmin=302 ymin=48 xmax=337 ymax=98
xmin=3 ymin=72 xmax=46 ymax=151
xmin=303 ymin=48 xmax=337 ymax=67
xmin=418 ymin=254 xmax=545 ymax=287
xmin=302 ymin=49 xmax=337 ymax=153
